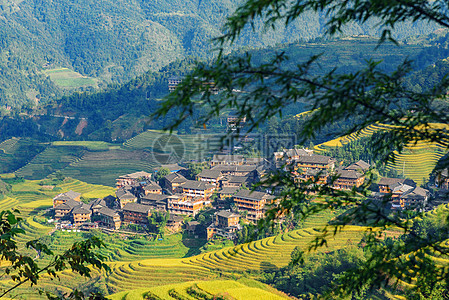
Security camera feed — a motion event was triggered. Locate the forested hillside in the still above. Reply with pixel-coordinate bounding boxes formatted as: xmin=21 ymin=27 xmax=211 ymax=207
xmin=0 ymin=0 xmax=443 ymax=106
xmin=2 ymin=36 xmax=449 ymax=144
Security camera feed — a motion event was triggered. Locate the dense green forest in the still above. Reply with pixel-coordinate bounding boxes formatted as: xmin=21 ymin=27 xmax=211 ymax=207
xmin=3 ymin=36 xmax=449 ymax=143
xmin=0 ymin=0 xmax=444 ymax=107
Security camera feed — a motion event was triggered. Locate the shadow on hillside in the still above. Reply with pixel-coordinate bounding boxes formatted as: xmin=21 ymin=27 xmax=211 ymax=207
xmin=182 ymin=232 xmax=207 ymax=257
xmin=260 ymin=261 xmax=278 ymax=272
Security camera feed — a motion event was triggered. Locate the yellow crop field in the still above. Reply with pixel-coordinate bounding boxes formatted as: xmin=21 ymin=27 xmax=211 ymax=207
xmin=314 ymin=123 xmax=449 ymax=183
xmin=109 ymin=280 xmax=289 ymax=300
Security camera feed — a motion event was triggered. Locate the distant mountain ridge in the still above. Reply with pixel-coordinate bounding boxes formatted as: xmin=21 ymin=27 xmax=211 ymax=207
xmin=0 ymin=0 xmax=443 ymax=106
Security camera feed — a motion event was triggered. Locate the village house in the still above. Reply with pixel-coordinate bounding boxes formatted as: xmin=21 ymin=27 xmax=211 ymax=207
xmin=185 ymin=220 xmax=200 ymax=235
xmin=143 ymin=181 xmax=162 ymax=195
xmin=217 ymin=187 xmax=239 ymax=201
xmin=244 ymin=157 xmax=267 ymax=166
xmin=345 ymin=160 xmax=370 ymax=172
xmin=116 ymin=186 xmax=138 ymax=209
xmin=378 ymin=177 xmax=417 ymax=194
xmin=122 ymin=202 xmax=151 ymax=225
xmin=435 ymin=169 xmax=449 ymax=189
xmin=167 ymin=196 xmax=209 ymax=216
xmin=293 ymin=154 xmax=336 ymax=171
xmin=140 ymin=193 xmax=170 ymax=211
xmin=333 ymin=169 xmax=365 ymax=190
xmin=274 ymin=148 xmax=314 ymax=162
xmin=162 ymin=173 xmax=188 ymax=193
xmin=180 ymin=180 xmax=215 ymax=198
xmin=298 ymin=169 xmax=329 ymax=186
xmin=210 ymin=164 xmax=257 ymax=177
xmin=166 ymin=214 xmax=184 ymax=232
xmin=233 ymin=189 xmax=274 ymax=222
xmin=116 ymin=171 xmax=152 ymax=189
xmin=54 ymin=199 xmax=81 ymax=220
xmin=53 ymin=190 xmax=81 ymax=208
xmin=89 ymin=198 xmax=107 ymax=214
xmin=72 ymin=204 xmax=92 ymax=226
xmin=397 ymin=186 xmax=429 ymax=209
xmin=206 ymin=210 xmax=241 ymax=240
xmin=221 ymin=175 xmax=252 ymax=188
xmin=197 ymin=169 xmax=223 ymax=186
xmin=97 ymin=207 xmax=121 ymax=230
xmin=210 ymin=154 xmax=244 ymax=166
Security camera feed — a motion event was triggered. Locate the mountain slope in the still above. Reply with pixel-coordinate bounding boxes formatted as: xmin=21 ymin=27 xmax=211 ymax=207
xmin=0 ymin=0 xmax=443 ymax=106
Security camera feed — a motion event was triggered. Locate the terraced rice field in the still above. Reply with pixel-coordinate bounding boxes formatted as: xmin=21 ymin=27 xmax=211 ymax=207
xmin=123 ymin=130 xmax=222 ymax=162
xmin=314 ymin=123 xmax=449 ymax=183
xmin=15 ymin=146 xmax=86 ymax=179
xmin=104 ymin=226 xmax=366 ymax=292
xmin=61 ymin=149 xmax=159 ymax=186
xmin=52 ymin=141 xmax=118 ymax=151
xmin=110 ymin=279 xmax=289 ymax=300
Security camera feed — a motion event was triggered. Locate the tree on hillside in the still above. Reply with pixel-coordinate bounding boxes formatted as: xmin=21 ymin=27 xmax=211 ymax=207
xmin=148 ymin=211 xmax=170 ymax=239
xmin=0 ymin=210 xmax=109 ymax=299
xmin=155 ymin=0 xmax=449 ymax=297
xmin=154 ymin=167 xmax=170 ymax=183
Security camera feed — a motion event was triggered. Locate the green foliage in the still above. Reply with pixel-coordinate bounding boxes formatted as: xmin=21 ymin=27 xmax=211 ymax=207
xmin=262 ymin=246 xmax=366 ymax=298
xmin=154 ymin=0 xmax=449 ymax=297
xmin=155 ymin=167 xmax=170 ymax=183
xmin=148 ymin=211 xmax=170 ymax=238
xmin=0 ymin=209 xmax=109 ymax=298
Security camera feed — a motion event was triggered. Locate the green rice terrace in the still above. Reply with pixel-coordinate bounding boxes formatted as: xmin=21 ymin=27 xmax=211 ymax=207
xmin=0 ymin=176 xmax=380 ymax=298
xmin=0 ymin=131 xmax=223 ymax=186
xmin=314 ymin=123 xmax=449 ymax=183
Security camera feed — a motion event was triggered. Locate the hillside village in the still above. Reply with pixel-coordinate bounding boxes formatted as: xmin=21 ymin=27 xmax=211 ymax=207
xmin=49 ymin=146 xmax=443 ymax=241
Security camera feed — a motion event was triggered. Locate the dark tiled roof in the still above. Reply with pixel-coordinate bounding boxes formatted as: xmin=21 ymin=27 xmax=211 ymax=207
xmin=211 ymin=165 xmax=256 ymax=172
xmin=72 ymin=205 xmax=91 ymax=215
xmin=295 ymin=154 xmax=334 ymax=164
xmin=54 ymin=190 xmax=81 ymax=201
xmin=286 ymin=148 xmax=313 ymax=157
xmin=144 ymin=181 xmax=162 ymax=191
xmin=98 ymin=207 xmax=119 ymax=218
xmin=336 ymin=169 xmax=363 ymax=179
xmin=234 ymin=189 xmax=273 ymax=201
xmin=65 ymin=190 xmax=82 ymax=199
xmin=116 ymin=188 xmax=136 ymax=200
xmin=55 ymin=199 xmax=81 ymax=210
xmin=118 ymin=171 xmax=152 ymax=179
xmin=218 ymin=187 xmax=239 ymax=195
xmin=141 ymin=194 xmax=169 ymax=202
xmin=225 ymin=176 xmax=250 ymax=183
xmin=123 ymin=202 xmax=151 ymax=214
xmin=402 ymin=186 xmax=429 ymax=199
xmin=378 ymin=177 xmax=416 ymax=188
xmin=197 ymin=170 xmax=222 ymax=179
xmin=216 ymin=210 xmax=239 ymax=218
xmin=345 ymin=160 xmax=370 ymax=171
xmin=164 ymin=173 xmax=187 ymax=183
xmin=89 ymin=198 xmax=106 ymax=208
xmin=181 ymin=180 xmax=214 ymax=190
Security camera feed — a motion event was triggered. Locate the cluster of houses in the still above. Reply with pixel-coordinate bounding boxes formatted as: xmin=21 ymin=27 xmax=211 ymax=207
xmin=51 ymin=148 xmax=433 ymax=240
